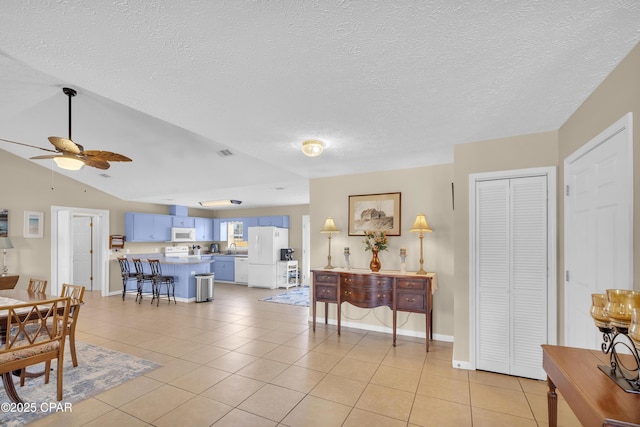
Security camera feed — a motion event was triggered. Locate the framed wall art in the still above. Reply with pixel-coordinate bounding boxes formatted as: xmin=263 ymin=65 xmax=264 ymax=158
xmin=24 ymin=211 xmax=44 ymax=238
xmin=348 ymin=192 xmax=401 ymax=236
xmin=0 ymin=209 xmax=7 ymax=237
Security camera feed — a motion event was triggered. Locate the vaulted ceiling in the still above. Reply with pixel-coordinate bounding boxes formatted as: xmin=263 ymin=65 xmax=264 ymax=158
xmin=1 ymin=1 xmax=639 ymax=208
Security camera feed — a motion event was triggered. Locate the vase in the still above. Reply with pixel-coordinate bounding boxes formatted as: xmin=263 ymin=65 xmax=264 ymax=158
xmin=369 ymin=250 xmax=381 ymax=272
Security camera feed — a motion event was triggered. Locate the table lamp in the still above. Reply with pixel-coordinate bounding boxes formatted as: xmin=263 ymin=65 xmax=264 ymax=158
xmin=0 ymin=237 xmax=14 ymax=276
xmin=320 ymin=217 xmax=339 ymax=269
xmin=410 ymin=214 xmax=432 ymax=275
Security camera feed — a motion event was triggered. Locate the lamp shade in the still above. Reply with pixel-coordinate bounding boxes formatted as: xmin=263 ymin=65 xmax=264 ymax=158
xmin=320 ymin=217 xmax=339 ymax=233
xmin=54 ymin=155 xmax=85 ymax=170
xmin=0 ymin=237 xmax=13 ymax=249
xmin=301 ymin=140 xmax=324 ymax=157
xmin=410 ymin=214 xmax=432 ymax=233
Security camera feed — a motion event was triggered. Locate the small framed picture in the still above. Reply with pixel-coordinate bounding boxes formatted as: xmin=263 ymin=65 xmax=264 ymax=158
xmin=24 ymin=211 xmax=44 ymax=238
xmin=348 ymin=192 xmax=401 ymax=236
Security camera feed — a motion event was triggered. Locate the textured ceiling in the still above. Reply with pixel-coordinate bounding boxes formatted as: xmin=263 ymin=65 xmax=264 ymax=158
xmin=0 ymin=1 xmax=639 ymax=208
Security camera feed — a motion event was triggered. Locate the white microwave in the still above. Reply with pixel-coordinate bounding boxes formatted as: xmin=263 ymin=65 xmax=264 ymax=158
xmin=171 ymin=227 xmax=196 ymax=242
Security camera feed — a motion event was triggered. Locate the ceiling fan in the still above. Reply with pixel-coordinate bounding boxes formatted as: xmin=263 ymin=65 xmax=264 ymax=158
xmin=0 ymin=87 xmax=132 ymax=170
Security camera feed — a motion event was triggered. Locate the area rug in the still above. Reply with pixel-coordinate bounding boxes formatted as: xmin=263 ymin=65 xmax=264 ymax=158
xmin=1 ymin=341 xmax=161 ymax=427
xmin=260 ymin=286 xmax=309 ymax=307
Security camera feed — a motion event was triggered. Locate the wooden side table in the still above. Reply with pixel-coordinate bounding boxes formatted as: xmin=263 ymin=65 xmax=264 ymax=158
xmin=0 ymin=275 xmax=19 ymax=290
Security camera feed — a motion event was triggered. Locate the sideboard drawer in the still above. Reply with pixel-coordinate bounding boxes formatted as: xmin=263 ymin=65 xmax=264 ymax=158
xmin=342 ymin=285 xmax=392 ymax=309
xmin=397 ymin=278 xmax=427 ymax=290
xmin=396 ymin=292 xmax=426 ymax=312
xmin=315 ymin=272 xmax=338 ymax=284
xmin=316 ymin=285 xmax=337 ymax=302
xmin=341 ymin=274 xmax=393 ymax=290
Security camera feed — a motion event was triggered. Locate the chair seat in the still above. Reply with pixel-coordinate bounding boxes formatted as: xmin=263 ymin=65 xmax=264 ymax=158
xmin=0 ymin=341 xmax=59 ymax=365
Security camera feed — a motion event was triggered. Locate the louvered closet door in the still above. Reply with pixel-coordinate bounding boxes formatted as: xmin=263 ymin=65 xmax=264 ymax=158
xmin=476 ymin=175 xmax=548 ymax=380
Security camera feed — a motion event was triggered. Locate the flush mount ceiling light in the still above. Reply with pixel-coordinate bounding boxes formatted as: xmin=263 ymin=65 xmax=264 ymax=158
xmin=301 ymin=140 xmax=324 ymax=157
xmin=53 ymin=154 xmax=85 ymax=170
xmin=199 ymin=200 xmax=243 ymax=207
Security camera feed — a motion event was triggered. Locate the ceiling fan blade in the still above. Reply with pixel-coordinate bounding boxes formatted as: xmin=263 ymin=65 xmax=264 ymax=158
xmin=30 ymin=154 xmax=62 ymax=160
xmin=81 ymin=156 xmax=110 ymax=170
xmin=0 ymin=138 xmax=58 ymax=153
xmin=84 ymin=150 xmax=132 ymax=162
xmin=48 ymin=136 xmax=83 ymax=154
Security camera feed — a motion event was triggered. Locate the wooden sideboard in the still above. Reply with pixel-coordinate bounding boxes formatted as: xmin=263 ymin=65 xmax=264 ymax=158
xmin=0 ymin=275 xmax=19 ymax=290
xmin=542 ymin=345 xmax=640 ymax=427
xmin=312 ymin=269 xmax=435 ymax=351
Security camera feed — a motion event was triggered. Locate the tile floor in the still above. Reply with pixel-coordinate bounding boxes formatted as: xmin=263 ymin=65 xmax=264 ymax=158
xmin=28 ymin=283 xmax=581 ymax=426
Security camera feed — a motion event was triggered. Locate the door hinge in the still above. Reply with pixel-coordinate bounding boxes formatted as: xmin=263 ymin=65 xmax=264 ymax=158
xmin=565 ymin=185 xmax=570 ymax=196
xmin=565 ymin=270 xmax=570 ymax=282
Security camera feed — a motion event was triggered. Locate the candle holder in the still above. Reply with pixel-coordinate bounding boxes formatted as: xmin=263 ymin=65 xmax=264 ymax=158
xmin=344 ymin=247 xmax=351 ymax=270
xmin=399 ymin=248 xmax=407 ymax=274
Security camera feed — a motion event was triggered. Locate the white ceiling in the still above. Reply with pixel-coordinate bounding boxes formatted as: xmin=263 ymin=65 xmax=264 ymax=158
xmin=1 ymin=1 xmax=639 ymax=209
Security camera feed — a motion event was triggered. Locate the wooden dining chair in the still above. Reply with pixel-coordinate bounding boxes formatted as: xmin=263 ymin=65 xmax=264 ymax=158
xmin=0 ymin=296 xmax=70 ymax=402
xmin=60 ymin=284 xmax=85 ymax=367
xmin=27 ymin=278 xmax=47 ymax=293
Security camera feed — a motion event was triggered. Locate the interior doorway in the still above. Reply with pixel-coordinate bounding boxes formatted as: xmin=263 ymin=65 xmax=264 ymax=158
xmin=51 ymin=206 xmax=109 ymax=297
xmin=72 ymin=215 xmax=94 ymax=291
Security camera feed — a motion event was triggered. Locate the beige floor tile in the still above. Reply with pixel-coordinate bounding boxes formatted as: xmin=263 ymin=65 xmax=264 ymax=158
xmin=262 ymin=344 xmax=309 ymax=364
xmin=310 ymin=374 xmax=367 ymax=406
xmin=179 ymin=344 xmax=230 ymax=364
xmin=206 ymin=350 xmax=258 ymax=373
xmin=345 ymin=343 xmax=390 ymax=364
xmin=83 ymin=409 xmax=151 ymax=426
xmin=422 ymin=357 xmax=470 ymax=381
xmin=519 ymin=377 xmax=548 ymax=395
xmin=201 ymin=374 xmax=265 ymax=406
xmin=119 ymin=384 xmax=194 ymax=423
xmin=95 ymin=375 xmax=164 ymax=407
xmin=169 ymin=365 xmax=231 ymax=393
xmin=236 ymin=357 xmax=290 ymax=382
xmin=371 ymin=364 xmax=421 ymax=392
xmin=235 ymin=339 xmax=280 ymax=357
xmin=294 ymin=350 xmax=342 ymax=372
xmin=416 ymin=372 xmax=470 ymax=405
xmin=270 ymin=365 xmax=327 ymax=393
xmin=281 ymin=395 xmax=352 ymax=427
xmin=257 ymin=330 xmax=299 ymax=344
xmin=152 ymin=395 xmax=233 ymax=427
xmin=238 ymin=383 xmax=305 ymax=421
xmin=329 ymin=356 xmax=379 ymax=382
xmin=212 ymin=408 xmax=277 ymax=426
xmin=355 ymin=383 xmax=415 ymax=421
xmin=211 ymin=334 xmax=254 ymax=350
xmin=409 ymin=394 xmax=472 ymax=427
xmin=311 ymin=339 xmax=356 ymax=357
xmin=526 ymin=391 xmax=582 ymax=426
xmin=143 ymin=358 xmax=200 ymax=383
xmin=342 ymin=408 xmax=407 ymax=427
xmin=469 ymin=369 xmax=524 ymax=391
xmin=471 ymin=407 xmax=537 ymax=427
xmin=26 ymin=398 xmax=115 ymax=427
xmin=469 ymin=382 xmax=534 ymax=419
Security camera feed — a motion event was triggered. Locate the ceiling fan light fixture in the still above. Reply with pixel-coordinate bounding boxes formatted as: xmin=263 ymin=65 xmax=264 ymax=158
xmin=199 ymin=199 xmax=243 ymax=207
xmin=301 ymin=140 xmax=324 ymax=157
xmin=54 ymin=156 xmax=84 ymax=170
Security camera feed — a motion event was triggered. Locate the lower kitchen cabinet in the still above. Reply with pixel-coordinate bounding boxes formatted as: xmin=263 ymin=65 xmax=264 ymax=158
xmin=213 ymin=256 xmax=235 ymax=282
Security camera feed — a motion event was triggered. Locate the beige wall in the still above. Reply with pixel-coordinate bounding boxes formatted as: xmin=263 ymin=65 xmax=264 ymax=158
xmin=309 ymin=164 xmax=455 ymax=338
xmin=451 ymin=132 xmax=558 ymax=362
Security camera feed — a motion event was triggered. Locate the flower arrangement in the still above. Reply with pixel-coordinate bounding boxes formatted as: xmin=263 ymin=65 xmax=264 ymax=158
xmin=363 ymin=230 xmax=388 ymax=252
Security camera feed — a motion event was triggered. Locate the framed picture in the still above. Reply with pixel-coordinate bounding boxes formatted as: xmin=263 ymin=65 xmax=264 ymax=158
xmin=24 ymin=211 xmax=44 ymax=238
xmin=0 ymin=209 xmax=7 ymax=237
xmin=348 ymin=192 xmax=401 ymax=236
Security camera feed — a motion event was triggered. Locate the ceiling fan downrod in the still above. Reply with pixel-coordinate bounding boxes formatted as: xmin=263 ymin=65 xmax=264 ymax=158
xmin=62 ymin=87 xmax=77 ymax=140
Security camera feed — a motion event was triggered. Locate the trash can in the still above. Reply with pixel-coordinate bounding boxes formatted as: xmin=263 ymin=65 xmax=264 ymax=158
xmin=195 ymin=273 xmax=214 ymax=302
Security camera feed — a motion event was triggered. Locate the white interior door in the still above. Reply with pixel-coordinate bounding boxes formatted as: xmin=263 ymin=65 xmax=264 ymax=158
xmin=564 ymin=113 xmax=633 ymax=350
xmin=72 ymin=216 xmax=92 ymax=290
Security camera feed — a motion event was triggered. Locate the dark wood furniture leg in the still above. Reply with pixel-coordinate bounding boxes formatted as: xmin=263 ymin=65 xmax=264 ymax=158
xmin=2 ymin=371 xmax=24 ymax=403
xmin=547 ymin=375 xmax=558 ymax=427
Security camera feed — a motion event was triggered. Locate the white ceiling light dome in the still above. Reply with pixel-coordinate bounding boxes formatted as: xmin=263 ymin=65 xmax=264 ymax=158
xmin=301 ymin=140 xmax=324 ymax=157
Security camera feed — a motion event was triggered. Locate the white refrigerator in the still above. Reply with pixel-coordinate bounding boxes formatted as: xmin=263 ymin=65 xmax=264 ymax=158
xmin=248 ymin=226 xmax=289 ymax=288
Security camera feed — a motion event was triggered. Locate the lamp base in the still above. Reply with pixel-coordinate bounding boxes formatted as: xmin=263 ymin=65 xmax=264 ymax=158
xmin=416 ymin=268 xmax=427 ymax=275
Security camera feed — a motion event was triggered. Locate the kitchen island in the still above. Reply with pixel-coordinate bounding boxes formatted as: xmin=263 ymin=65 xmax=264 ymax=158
xmin=117 ymin=255 xmax=214 ymax=302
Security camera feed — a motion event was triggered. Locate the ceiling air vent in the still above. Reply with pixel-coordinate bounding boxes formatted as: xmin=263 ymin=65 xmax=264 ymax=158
xmin=217 ymin=149 xmax=233 ymax=157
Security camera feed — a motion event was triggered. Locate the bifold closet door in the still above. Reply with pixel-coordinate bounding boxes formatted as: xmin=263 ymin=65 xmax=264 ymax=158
xmin=475 ymin=175 xmax=548 ymax=380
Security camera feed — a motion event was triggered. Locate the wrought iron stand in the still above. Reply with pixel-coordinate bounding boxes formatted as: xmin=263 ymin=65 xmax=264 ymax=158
xmin=597 ymin=325 xmax=640 ymax=394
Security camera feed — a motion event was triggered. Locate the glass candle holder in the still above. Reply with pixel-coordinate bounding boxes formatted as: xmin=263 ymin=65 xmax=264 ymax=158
xmin=606 ymin=289 xmax=634 ymax=330
xmin=590 ymin=293 xmax=610 ymax=330
xmin=399 ymin=248 xmax=407 ymax=273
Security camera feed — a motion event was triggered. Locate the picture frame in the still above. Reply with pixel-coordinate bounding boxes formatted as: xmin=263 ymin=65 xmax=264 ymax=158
xmin=0 ymin=209 xmax=7 ymax=237
xmin=24 ymin=211 xmax=44 ymax=238
xmin=348 ymin=192 xmax=401 ymax=236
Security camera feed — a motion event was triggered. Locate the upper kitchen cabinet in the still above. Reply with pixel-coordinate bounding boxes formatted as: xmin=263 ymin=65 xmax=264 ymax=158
xmin=194 ymin=217 xmax=213 ymax=241
xmin=172 ymin=216 xmax=195 ymax=228
xmin=258 ymin=216 xmax=290 ymax=228
xmin=125 ymin=212 xmax=172 ymax=242
xmin=243 ymin=217 xmax=258 ymax=240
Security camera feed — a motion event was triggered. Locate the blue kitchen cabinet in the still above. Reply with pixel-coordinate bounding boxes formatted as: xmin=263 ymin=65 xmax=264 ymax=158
xmin=125 ymin=213 xmax=172 ymax=242
xmin=172 ymin=216 xmax=195 ymax=228
xmin=194 ymin=217 xmax=213 ymax=241
xmin=212 ymin=219 xmax=221 ymax=241
xmin=242 ymin=217 xmax=258 ymax=240
xmin=213 ymin=256 xmax=235 ymax=282
xmin=257 ymin=215 xmax=290 ymax=228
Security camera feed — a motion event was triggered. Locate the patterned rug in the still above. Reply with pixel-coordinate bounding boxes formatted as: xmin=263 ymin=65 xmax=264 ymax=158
xmin=1 ymin=341 xmax=161 ymax=427
xmin=260 ymin=286 xmax=310 ymax=307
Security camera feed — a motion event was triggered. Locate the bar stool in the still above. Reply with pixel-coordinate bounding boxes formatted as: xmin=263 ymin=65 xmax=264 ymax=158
xmin=148 ymin=259 xmax=176 ymax=306
xmin=117 ymin=257 xmax=138 ymax=300
xmin=132 ymin=258 xmax=154 ymax=303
